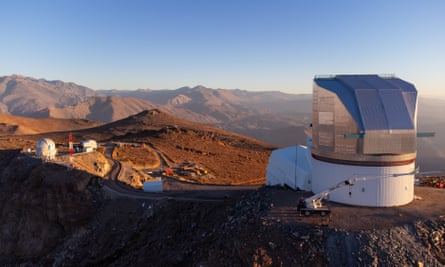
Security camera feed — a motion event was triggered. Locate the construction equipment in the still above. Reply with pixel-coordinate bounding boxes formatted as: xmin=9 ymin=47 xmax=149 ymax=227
xmin=297 ymin=168 xmax=421 ymax=216
xmin=297 ymin=178 xmax=357 ymax=217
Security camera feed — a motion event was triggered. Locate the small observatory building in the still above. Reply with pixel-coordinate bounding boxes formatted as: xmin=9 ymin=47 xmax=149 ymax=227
xmin=36 ymin=138 xmax=57 ymax=161
xmin=80 ymin=140 xmax=98 ymax=153
xmin=267 ymin=74 xmax=418 ymax=207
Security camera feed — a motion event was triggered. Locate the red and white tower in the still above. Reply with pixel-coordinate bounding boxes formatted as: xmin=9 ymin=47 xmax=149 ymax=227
xmin=69 ymin=132 xmax=74 ymax=156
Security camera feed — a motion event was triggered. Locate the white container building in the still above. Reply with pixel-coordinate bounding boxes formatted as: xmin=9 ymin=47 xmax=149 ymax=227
xmin=143 ymin=178 xmax=163 ymax=193
xmin=80 ymin=140 xmax=97 ymax=153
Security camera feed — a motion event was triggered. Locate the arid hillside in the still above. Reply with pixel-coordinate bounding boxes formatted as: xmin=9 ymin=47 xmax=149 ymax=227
xmin=3 ymin=109 xmax=276 ymax=185
xmin=45 ymin=95 xmax=158 ymax=122
xmin=100 ymin=86 xmax=312 ymax=145
xmin=0 ymin=114 xmax=101 ymax=135
xmin=0 ymin=75 xmax=96 ymax=116
xmin=79 ymin=109 xmax=276 ymax=184
xmin=0 ymin=75 xmax=311 ymax=146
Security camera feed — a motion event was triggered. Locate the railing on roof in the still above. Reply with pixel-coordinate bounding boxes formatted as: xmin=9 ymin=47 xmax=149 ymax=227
xmin=314 ymin=74 xmax=336 ymax=79
xmin=314 ymin=74 xmax=398 ymax=80
xmin=378 ymin=73 xmax=397 ymax=79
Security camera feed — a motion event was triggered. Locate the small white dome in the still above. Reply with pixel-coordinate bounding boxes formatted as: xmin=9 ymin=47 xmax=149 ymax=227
xmin=36 ymin=138 xmax=57 ymax=160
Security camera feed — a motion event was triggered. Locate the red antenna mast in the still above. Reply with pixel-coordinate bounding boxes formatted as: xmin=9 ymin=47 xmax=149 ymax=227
xmin=68 ymin=132 xmax=74 ymax=156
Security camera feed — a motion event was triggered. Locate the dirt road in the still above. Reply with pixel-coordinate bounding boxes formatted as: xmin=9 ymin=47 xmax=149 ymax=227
xmin=101 ymin=143 xmax=260 ymax=201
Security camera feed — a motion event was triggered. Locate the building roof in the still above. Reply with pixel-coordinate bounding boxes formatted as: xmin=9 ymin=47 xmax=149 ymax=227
xmin=36 ymin=138 xmax=56 ymax=149
xmin=314 ymin=74 xmax=417 ymax=131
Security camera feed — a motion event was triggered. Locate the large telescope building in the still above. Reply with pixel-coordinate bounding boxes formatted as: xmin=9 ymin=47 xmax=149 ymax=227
xmin=266 ymin=74 xmax=418 ymax=207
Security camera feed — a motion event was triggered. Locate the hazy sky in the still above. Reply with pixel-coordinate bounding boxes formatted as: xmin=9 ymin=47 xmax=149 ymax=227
xmin=1 ymin=0 xmax=444 ymax=96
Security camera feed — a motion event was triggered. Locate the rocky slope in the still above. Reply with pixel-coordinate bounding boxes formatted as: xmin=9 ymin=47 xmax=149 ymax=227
xmin=0 ymin=150 xmax=443 ymax=267
xmin=0 ymin=150 xmax=101 ymax=262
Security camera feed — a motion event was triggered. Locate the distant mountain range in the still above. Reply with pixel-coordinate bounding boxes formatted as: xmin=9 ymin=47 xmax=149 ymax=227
xmin=0 ymin=74 xmax=444 ymax=172
xmin=0 ymin=75 xmax=311 ymax=146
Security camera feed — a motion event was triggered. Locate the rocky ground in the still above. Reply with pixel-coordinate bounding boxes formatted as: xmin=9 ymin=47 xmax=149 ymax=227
xmin=0 ymin=150 xmax=444 ymax=266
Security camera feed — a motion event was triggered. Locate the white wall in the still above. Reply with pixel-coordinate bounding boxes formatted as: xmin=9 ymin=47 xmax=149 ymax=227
xmin=311 ymin=157 xmax=415 ymax=207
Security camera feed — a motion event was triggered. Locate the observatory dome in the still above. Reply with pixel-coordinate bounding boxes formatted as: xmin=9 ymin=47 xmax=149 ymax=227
xmin=311 ymin=74 xmax=417 ymax=206
xmin=36 ymin=138 xmax=57 ymax=160
xmin=266 ymin=74 xmax=419 ymax=207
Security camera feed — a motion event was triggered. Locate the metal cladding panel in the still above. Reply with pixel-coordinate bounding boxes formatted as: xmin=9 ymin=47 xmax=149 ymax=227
xmin=380 ymin=90 xmax=414 ymax=130
xmin=315 ymin=75 xmax=418 ymax=133
xmin=403 ymin=92 xmax=418 ymax=127
xmin=312 ymin=86 xmax=361 ymax=153
xmin=311 ymin=156 xmax=414 ymax=207
xmin=334 ymin=97 xmax=360 ymax=154
xmin=363 ymin=130 xmax=416 ymax=154
xmin=313 ymin=80 xmax=363 ymax=130
xmin=385 ymin=78 xmax=417 ymax=92
xmin=312 ymin=86 xmax=336 ymax=152
xmin=355 ymin=89 xmax=388 ymax=130
xmin=337 ymin=74 xmax=397 ymax=90
xmin=363 ymin=132 xmax=398 ymax=154
xmin=354 ymin=88 xmax=415 ymax=131
xmin=337 ymin=75 xmax=375 ymax=89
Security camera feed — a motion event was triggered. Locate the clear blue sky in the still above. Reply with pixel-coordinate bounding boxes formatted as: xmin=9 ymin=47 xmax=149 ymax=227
xmin=0 ymin=0 xmax=444 ymax=96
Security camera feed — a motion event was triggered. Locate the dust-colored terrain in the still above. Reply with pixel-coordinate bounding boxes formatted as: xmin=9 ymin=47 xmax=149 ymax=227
xmin=112 ymin=145 xmax=160 ymax=169
xmin=33 ymin=109 xmax=276 ymax=185
xmin=1 ymin=110 xmax=445 ymax=266
xmin=0 ymin=149 xmax=444 ymax=266
xmin=69 ymin=151 xmax=111 ymax=178
xmin=0 ymin=110 xmax=274 ymax=187
xmin=0 ymin=114 xmax=101 ymax=135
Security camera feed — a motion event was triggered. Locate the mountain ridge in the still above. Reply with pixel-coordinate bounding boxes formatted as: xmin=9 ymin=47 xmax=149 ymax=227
xmin=0 ymin=74 xmax=444 ymax=172
xmin=0 ymin=75 xmax=311 ymax=146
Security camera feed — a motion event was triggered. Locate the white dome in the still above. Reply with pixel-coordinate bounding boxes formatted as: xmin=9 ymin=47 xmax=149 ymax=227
xmin=36 ymin=138 xmax=57 ymax=160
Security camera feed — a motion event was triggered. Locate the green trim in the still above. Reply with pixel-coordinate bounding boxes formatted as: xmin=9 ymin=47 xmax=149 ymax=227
xmin=343 ymin=132 xmax=435 ymax=139
xmin=416 ymin=132 xmax=435 ymax=138
xmin=343 ymin=133 xmax=364 ymax=139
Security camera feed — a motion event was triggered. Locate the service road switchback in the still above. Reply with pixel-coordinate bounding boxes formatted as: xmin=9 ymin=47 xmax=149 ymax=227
xmin=102 ymin=144 xmax=259 ymax=202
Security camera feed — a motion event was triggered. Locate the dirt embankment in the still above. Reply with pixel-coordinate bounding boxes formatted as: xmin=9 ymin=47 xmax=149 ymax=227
xmin=70 ymin=151 xmax=111 ymax=177
xmin=112 ymin=145 xmax=160 ymax=169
